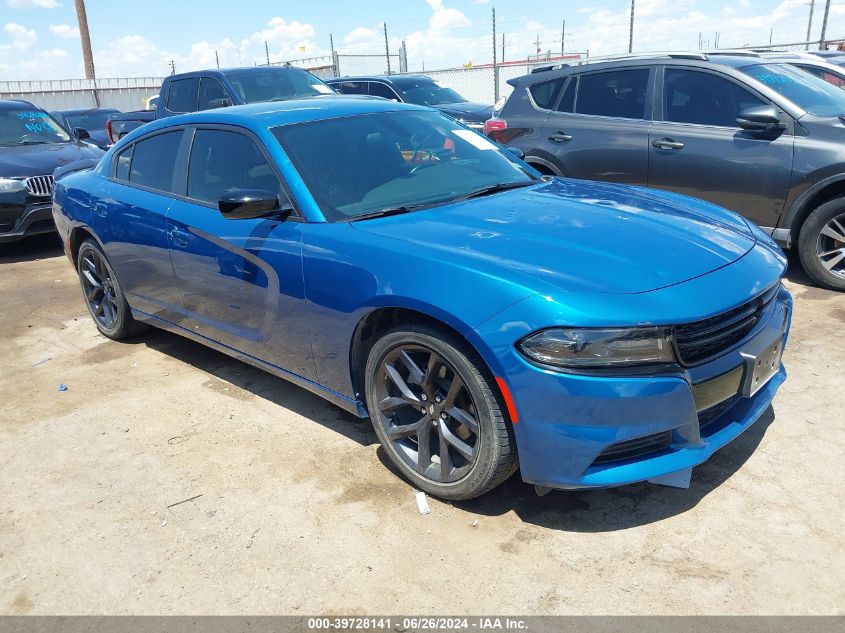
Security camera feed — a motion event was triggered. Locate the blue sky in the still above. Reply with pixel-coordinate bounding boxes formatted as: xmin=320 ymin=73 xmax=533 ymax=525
xmin=2 ymin=0 xmax=844 ymax=80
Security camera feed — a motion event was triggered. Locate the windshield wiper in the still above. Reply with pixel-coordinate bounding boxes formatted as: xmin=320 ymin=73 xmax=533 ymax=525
xmin=453 ymin=180 xmax=537 ymax=202
xmin=344 ymin=203 xmax=433 ymax=222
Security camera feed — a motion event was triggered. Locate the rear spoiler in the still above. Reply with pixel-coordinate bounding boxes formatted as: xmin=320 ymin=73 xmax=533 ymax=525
xmin=506 ymin=77 xmax=521 ymax=88
xmin=53 ymin=158 xmax=100 ymax=181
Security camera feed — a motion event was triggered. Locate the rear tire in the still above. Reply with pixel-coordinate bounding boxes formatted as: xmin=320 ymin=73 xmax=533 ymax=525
xmin=798 ymin=198 xmax=845 ymax=292
xmin=76 ymin=239 xmax=146 ymax=340
xmin=364 ymin=323 xmax=518 ymax=500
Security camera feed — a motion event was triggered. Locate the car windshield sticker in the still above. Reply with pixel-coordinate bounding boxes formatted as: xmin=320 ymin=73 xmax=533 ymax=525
xmin=452 ymin=129 xmax=497 ymax=150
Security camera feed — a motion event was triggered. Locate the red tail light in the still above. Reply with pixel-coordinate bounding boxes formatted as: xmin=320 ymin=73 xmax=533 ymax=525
xmin=106 ymin=119 xmax=115 ymax=145
xmin=483 ymin=117 xmax=507 ymax=137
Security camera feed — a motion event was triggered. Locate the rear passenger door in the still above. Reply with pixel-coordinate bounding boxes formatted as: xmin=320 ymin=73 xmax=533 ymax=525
xmin=537 ymin=67 xmax=654 ymax=184
xmin=93 ymin=129 xmax=186 ymax=325
xmin=648 ymin=66 xmax=794 ymax=227
xmin=165 ymin=126 xmax=315 ymax=380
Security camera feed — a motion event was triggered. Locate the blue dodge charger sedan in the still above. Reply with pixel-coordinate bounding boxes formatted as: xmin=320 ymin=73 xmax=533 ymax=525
xmin=52 ymin=97 xmax=791 ymax=499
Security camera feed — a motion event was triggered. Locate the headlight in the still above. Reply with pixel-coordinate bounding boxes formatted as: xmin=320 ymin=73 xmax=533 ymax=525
xmin=519 ymin=327 xmax=675 ymax=368
xmin=0 ymin=178 xmax=26 ymax=193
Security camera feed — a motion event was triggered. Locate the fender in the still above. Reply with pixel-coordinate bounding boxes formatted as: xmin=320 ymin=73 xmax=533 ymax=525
xmin=776 ymin=173 xmax=845 ymax=246
xmin=525 ymin=154 xmax=563 ymax=176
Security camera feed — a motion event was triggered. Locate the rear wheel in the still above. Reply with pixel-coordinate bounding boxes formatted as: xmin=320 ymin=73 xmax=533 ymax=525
xmin=364 ymin=324 xmax=518 ymax=500
xmin=77 ymin=239 xmax=146 ymax=339
xmin=798 ymin=198 xmax=845 ymax=291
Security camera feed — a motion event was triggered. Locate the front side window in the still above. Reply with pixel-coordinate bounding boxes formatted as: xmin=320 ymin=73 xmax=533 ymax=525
xmin=167 ymin=78 xmax=200 ymax=113
xmin=187 ymin=129 xmax=282 ymax=205
xmin=529 ymin=78 xmax=564 ymax=110
xmin=393 ymin=79 xmax=467 ymax=106
xmin=368 ymin=82 xmax=399 ymax=100
xmin=197 ymin=78 xmax=229 ymax=110
xmin=575 ymin=69 xmax=649 ymax=119
xmin=741 ymin=63 xmax=845 ymax=117
xmin=0 ymin=107 xmax=71 ymax=146
xmin=128 ymin=131 xmax=183 ymax=192
xmin=664 ymin=69 xmax=765 ymax=127
xmin=273 ymin=110 xmax=536 ymax=221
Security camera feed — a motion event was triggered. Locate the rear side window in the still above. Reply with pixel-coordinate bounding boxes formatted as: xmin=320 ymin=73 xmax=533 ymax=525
xmin=166 ymin=78 xmax=199 ymax=113
xmin=114 ymin=145 xmax=132 ymax=180
xmin=576 ymin=69 xmax=650 ymax=119
xmin=187 ymin=129 xmax=283 ymax=205
xmin=664 ymin=69 xmax=765 ymax=127
xmin=129 ymin=131 xmax=183 ymax=192
xmin=529 ymin=78 xmax=564 ymax=110
xmin=368 ymin=82 xmax=399 ymax=100
xmin=556 ymin=77 xmax=576 ymax=113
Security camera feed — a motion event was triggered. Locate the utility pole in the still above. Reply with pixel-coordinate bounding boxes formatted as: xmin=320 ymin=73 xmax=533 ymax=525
xmin=168 ymin=60 xmax=176 ymax=75
xmin=628 ymin=0 xmax=635 ymax=53
xmin=215 ymin=50 xmax=219 ymax=69
xmin=74 ymin=0 xmax=96 ymax=80
xmin=698 ymin=32 xmax=702 ymax=49
xmin=819 ymin=0 xmax=832 ymax=48
xmin=770 ymin=28 xmax=774 ymax=45
xmin=384 ymin=23 xmax=391 ymax=74
xmin=534 ymin=34 xmax=541 ymax=57
xmin=561 ymin=20 xmax=566 ymax=55
xmin=501 ymin=33 xmax=507 ymax=63
xmin=806 ymin=0 xmax=815 ymax=49
xmin=492 ymin=6 xmax=499 ymax=101
xmin=265 ymin=41 xmax=270 ymax=65
xmin=715 ymin=32 xmax=720 ymax=48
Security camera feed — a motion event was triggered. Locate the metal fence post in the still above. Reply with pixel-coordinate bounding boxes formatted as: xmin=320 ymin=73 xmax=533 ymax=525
xmin=332 ymin=51 xmax=340 ymax=78
xmin=492 ymin=6 xmax=499 ymax=102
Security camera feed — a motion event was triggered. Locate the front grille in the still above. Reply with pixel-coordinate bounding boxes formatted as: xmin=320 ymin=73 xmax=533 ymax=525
xmin=698 ymin=395 xmax=741 ymax=435
xmin=675 ymin=285 xmax=779 ymax=365
xmin=593 ymin=430 xmax=672 ymax=464
xmin=25 ymin=175 xmax=54 ymax=197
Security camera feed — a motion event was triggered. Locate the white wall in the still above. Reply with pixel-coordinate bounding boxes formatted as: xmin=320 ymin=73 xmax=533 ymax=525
xmin=0 ymin=77 xmax=164 ymax=112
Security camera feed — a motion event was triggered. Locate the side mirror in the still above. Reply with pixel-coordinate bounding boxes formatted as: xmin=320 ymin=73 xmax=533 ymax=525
xmin=218 ymin=189 xmax=291 ymax=220
xmin=505 ymin=146 xmax=525 ymax=160
xmin=73 ymin=127 xmax=91 ymax=141
xmin=736 ymin=105 xmax=784 ymax=133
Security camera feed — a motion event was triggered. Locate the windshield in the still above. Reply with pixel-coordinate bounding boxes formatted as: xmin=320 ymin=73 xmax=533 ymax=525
xmin=273 ymin=110 xmax=535 ymax=221
xmin=0 ymin=107 xmax=71 ymax=146
xmin=394 ymin=79 xmax=467 ymax=106
xmin=225 ymin=68 xmax=333 ymax=103
xmin=63 ymin=110 xmax=114 ymax=130
xmin=741 ymin=63 xmax=845 ymax=116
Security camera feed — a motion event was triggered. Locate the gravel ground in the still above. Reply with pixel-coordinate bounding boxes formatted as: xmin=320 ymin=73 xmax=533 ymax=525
xmin=1 ymin=234 xmax=843 ymax=615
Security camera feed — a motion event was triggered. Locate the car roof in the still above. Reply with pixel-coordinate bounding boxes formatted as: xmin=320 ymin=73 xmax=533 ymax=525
xmin=134 ymin=95 xmax=427 ymax=135
xmin=327 ymin=74 xmax=432 ymax=85
xmin=0 ymin=99 xmax=36 ymax=109
xmin=166 ymin=66 xmax=315 ymax=80
xmin=52 ymin=107 xmax=119 ymax=114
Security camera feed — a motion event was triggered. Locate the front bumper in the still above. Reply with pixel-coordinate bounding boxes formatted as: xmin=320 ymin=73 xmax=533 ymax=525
xmin=0 ymin=200 xmax=55 ymax=243
xmin=484 ymin=285 xmax=793 ymax=491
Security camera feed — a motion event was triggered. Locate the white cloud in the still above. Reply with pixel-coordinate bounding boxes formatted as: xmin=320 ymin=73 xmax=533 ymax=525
xmin=3 ymin=22 xmax=37 ymax=49
xmin=49 ymin=24 xmax=78 ymax=39
xmin=6 ymin=0 xmax=61 ymax=8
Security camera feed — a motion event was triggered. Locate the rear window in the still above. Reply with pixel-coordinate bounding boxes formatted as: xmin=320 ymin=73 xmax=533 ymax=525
xmin=576 ymin=69 xmax=649 ymax=119
xmin=529 ymin=79 xmax=564 ymax=110
xmin=166 ymin=78 xmax=199 ymax=113
xmin=128 ymin=131 xmax=183 ymax=192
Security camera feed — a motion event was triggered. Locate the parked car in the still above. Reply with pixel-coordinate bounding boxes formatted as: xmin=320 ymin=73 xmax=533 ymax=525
xmin=53 ymin=97 xmax=791 ymax=499
xmin=106 ymin=66 xmax=336 ymax=144
xmin=51 ymin=107 xmax=121 ymax=150
xmin=756 ymin=53 xmax=845 ymax=88
xmin=326 ymin=74 xmax=493 ymax=130
xmin=145 ymin=95 xmax=159 ymax=111
xmin=0 ymin=100 xmax=103 ymax=243
xmin=486 ymin=53 xmax=845 ymax=291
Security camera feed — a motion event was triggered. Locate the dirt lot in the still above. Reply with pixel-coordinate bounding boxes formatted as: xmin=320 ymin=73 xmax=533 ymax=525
xmin=0 ymin=234 xmax=843 ymax=616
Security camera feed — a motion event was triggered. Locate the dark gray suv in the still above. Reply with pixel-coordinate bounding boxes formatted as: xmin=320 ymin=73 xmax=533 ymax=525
xmin=486 ymin=53 xmax=845 ymax=291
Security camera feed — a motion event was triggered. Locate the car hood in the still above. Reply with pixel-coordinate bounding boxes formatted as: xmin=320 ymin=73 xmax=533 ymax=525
xmin=0 ymin=141 xmax=104 ymax=178
xmin=351 ymin=178 xmax=757 ymax=295
xmin=434 ymin=101 xmax=494 ymax=122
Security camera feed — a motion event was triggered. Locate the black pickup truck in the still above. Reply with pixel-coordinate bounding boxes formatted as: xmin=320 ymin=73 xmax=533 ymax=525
xmin=107 ymin=66 xmax=337 ymax=143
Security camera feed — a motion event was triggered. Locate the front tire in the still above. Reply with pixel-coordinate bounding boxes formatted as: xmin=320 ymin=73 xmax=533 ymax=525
xmin=77 ymin=239 xmax=145 ymax=340
xmin=364 ymin=324 xmax=518 ymax=500
xmin=798 ymin=198 xmax=845 ymax=291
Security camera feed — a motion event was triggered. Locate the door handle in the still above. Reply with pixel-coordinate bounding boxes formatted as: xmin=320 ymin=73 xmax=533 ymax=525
xmin=652 ymin=138 xmax=685 ymax=150
xmin=548 ymin=132 xmax=573 ymax=142
xmin=169 ymin=228 xmax=189 ymax=247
